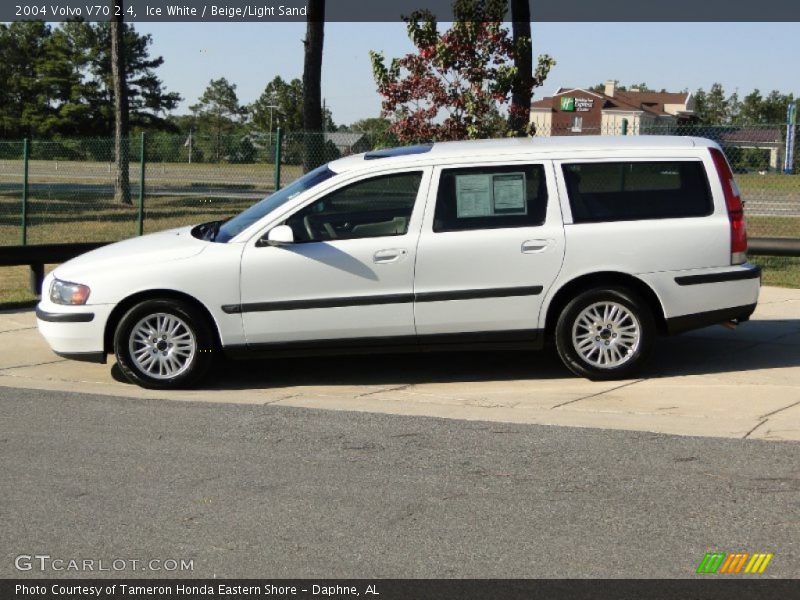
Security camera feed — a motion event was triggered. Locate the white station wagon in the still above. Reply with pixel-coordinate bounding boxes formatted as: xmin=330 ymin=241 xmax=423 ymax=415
xmin=37 ymin=136 xmax=760 ymax=388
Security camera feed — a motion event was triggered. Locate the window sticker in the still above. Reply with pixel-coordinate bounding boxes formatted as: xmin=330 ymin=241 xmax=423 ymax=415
xmin=492 ymin=174 xmax=527 ymax=214
xmin=455 ymin=172 xmax=527 ymax=218
xmin=456 ymin=174 xmax=493 ymax=217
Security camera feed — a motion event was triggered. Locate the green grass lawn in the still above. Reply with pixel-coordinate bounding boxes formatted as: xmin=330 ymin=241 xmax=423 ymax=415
xmin=750 ymin=255 xmax=800 ymax=288
xmin=0 ymin=193 xmax=254 ymax=245
xmin=747 ymin=216 xmax=800 ymax=238
xmin=737 ymin=172 xmax=800 ymax=192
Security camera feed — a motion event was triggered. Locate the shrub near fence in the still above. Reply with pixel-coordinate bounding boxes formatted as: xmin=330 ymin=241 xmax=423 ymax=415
xmin=0 ymin=125 xmax=798 ymax=248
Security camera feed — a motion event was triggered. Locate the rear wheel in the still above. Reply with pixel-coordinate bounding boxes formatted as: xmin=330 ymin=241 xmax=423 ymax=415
xmin=114 ymin=299 xmax=215 ymax=389
xmin=555 ymin=287 xmax=655 ymax=380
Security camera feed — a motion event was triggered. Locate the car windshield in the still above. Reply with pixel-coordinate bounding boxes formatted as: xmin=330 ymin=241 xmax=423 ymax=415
xmin=215 ymin=164 xmax=336 ymax=243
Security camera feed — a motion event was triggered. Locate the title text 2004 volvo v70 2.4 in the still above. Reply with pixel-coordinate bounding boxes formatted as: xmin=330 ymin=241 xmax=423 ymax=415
xmin=37 ymin=137 xmax=760 ymax=389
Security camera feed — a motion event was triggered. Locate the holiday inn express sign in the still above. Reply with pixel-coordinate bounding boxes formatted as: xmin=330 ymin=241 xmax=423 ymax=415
xmin=560 ymin=97 xmax=595 ymax=112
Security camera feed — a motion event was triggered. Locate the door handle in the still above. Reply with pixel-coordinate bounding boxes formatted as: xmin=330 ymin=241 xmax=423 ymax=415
xmin=373 ymin=249 xmax=408 ymax=264
xmin=521 ymin=239 xmax=551 ymax=254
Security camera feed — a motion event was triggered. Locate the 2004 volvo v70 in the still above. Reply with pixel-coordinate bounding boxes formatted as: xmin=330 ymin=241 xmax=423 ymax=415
xmin=37 ymin=136 xmax=761 ymax=388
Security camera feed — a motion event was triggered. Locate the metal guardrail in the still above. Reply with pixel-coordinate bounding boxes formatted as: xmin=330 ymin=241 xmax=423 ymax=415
xmin=0 ymin=242 xmax=110 ymax=294
xmin=749 ymin=237 xmax=800 ymax=257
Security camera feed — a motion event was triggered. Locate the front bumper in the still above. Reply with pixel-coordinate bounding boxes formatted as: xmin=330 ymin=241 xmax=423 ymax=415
xmin=36 ymin=301 xmax=114 ymax=361
xmin=36 ymin=307 xmax=95 ymax=323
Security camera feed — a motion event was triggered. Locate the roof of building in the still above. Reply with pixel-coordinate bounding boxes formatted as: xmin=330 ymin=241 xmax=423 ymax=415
xmin=532 ymin=87 xmax=691 ymax=116
xmin=717 ymin=128 xmax=782 ymax=145
xmin=324 ymin=132 xmax=366 ymax=147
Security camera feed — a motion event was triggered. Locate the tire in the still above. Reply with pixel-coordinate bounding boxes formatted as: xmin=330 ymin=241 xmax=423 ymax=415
xmin=113 ymin=298 xmax=216 ymax=389
xmin=555 ymin=287 xmax=655 ymax=381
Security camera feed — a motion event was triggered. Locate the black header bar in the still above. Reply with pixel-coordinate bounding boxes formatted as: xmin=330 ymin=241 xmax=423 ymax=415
xmin=4 ymin=0 xmax=800 ymax=22
xmin=4 ymin=579 xmax=800 ymax=600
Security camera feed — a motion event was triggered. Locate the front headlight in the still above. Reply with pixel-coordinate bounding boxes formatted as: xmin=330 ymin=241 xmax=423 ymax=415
xmin=50 ymin=279 xmax=91 ymax=305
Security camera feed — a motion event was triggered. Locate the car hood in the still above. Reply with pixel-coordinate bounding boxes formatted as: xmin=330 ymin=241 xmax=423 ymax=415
xmin=54 ymin=226 xmax=208 ymax=281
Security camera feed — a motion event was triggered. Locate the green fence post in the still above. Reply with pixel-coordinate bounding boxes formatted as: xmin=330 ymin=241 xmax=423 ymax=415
xmin=274 ymin=127 xmax=283 ymax=191
xmin=21 ymin=138 xmax=29 ymax=245
xmin=138 ymin=132 xmax=145 ymax=236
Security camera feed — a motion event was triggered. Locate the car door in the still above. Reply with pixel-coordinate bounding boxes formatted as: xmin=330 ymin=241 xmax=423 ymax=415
xmin=238 ymin=168 xmax=431 ymax=345
xmin=413 ymin=161 xmax=564 ymax=337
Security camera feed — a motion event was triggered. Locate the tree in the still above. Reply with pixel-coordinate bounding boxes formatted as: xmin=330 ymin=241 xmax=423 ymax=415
xmin=190 ymin=78 xmax=245 ymax=162
xmin=0 ymin=20 xmax=179 ymax=139
xmin=0 ymin=21 xmax=85 ymax=138
xmin=111 ymin=1 xmax=131 ymax=205
xmin=77 ymin=20 xmax=181 ymax=134
xmin=738 ymin=89 xmax=764 ymax=123
xmin=251 ymin=76 xmax=304 ymax=133
xmin=350 ymin=117 xmax=396 ymax=148
xmin=721 ymin=90 xmax=741 ymax=125
xmin=696 ymin=83 xmax=729 ymax=125
xmin=508 ymin=0 xmax=532 ymax=136
xmin=303 ymin=0 xmax=325 ymax=171
xmin=370 ymin=0 xmax=553 ymax=143
xmin=250 ymin=75 xmax=335 ymax=135
xmin=761 ymin=90 xmax=794 ymax=124
xmin=0 ymin=21 xmax=48 ymax=138
xmin=589 ymin=82 xmax=652 ymax=93
xmin=693 ymin=88 xmax=707 ymax=122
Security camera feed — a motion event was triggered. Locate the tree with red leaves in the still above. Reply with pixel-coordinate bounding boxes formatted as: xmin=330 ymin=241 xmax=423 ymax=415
xmin=370 ymin=0 xmax=554 ymax=143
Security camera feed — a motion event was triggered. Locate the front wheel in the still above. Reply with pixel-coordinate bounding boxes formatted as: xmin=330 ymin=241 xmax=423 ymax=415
xmin=555 ymin=287 xmax=655 ymax=380
xmin=114 ymin=299 xmax=216 ymax=389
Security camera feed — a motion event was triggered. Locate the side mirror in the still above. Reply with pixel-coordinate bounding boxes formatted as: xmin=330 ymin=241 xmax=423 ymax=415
xmin=264 ymin=225 xmax=294 ymax=246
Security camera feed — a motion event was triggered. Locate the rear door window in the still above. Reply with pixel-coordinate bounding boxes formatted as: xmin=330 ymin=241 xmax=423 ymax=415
xmin=433 ymin=164 xmax=548 ymax=232
xmin=562 ymin=161 xmax=713 ymax=223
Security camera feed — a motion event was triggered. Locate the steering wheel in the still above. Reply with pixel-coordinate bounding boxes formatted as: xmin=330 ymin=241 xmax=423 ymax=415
xmin=303 ymin=215 xmax=315 ymax=240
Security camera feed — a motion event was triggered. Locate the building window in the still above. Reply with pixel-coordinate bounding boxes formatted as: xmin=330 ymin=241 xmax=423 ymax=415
xmin=571 ymin=116 xmax=583 ymax=132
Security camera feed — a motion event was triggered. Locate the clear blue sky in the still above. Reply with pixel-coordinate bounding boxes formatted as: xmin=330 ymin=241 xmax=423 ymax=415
xmin=136 ymin=22 xmax=800 ymax=126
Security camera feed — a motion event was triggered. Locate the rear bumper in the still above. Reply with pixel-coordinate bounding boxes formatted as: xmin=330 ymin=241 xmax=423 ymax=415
xmin=640 ymin=263 xmax=761 ymax=333
xmin=666 ymin=303 xmax=757 ymax=335
xmin=674 ymin=265 xmax=761 ymax=286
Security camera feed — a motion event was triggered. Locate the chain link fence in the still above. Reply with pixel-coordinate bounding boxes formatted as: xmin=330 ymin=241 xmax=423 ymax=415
xmin=0 ymin=141 xmax=27 ymax=246
xmin=0 ymin=125 xmax=798 ymax=248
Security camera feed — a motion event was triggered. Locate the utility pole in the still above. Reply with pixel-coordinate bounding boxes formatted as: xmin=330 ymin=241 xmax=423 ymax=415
xmin=785 ymin=102 xmax=796 ymax=174
xmin=265 ymin=104 xmax=278 ymax=147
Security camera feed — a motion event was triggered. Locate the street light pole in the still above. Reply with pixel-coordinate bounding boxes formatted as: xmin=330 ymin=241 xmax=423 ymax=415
xmin=265 ymin=104 xmax=279 ymax=145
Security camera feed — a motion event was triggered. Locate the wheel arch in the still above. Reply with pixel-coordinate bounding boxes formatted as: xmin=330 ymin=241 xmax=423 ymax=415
xmin=103 ymin=289 xmax=222 ymax=354
xmin=541 ymin=271 xmax=667 ymax=338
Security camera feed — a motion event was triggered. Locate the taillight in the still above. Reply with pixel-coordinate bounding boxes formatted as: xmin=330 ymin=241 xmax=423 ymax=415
xmin=710 ymin=147 xmax=748 ymax=265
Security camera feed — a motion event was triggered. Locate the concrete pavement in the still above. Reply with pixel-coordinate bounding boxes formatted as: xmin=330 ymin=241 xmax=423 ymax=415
xmin=1 ymin=285 xmax=799 ymax=442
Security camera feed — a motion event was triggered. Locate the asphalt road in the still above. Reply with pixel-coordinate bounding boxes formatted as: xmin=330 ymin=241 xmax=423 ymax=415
xmin=1 ymin=386 xmax=798 ymax=579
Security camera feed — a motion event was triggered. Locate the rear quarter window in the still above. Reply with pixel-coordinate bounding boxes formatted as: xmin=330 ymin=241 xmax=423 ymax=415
xmin=563 ymin=161 xmax=713 ymax=223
